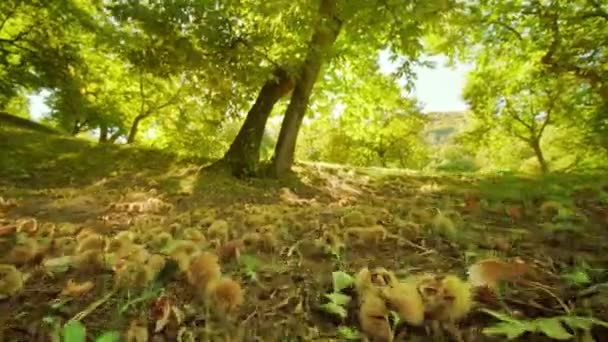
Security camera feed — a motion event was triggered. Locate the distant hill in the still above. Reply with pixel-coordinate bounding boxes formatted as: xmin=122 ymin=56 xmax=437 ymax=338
xmin=424 ymin=111 xmax=467 ymax=145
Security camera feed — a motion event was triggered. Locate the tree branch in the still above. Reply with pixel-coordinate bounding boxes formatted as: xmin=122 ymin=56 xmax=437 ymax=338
xmin=585 ymin=0 xmax=608 ymax=21
xmin=223 ymin=18 xmax=283 ymax=70
xmin=488 ymin=20 xmax=523 ymax=40
xmin=540 ymin=2 xmax=605 ymax=92
xmin=536 ymin=89 xmax=559 ymax=140
xmin=139 ymin=67 xmax=146 ymax=117
xmin=504 ymin=99 xmax=534 ymax=132
xmin=141 ymin=77 xmax=185 ymax=118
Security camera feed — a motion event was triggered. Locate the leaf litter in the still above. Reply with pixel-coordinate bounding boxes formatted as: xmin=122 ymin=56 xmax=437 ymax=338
xmin=1 ymin=152 xmax=608 ymax=340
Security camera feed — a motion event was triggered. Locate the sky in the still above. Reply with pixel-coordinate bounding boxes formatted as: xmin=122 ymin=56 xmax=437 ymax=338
xmin=410 ymin=59 xmax=473 ymax=113
xmin=27 ymin=54 xmax=473 ymax=120
xmin=378 ymin=51 xmax=473 ymax=113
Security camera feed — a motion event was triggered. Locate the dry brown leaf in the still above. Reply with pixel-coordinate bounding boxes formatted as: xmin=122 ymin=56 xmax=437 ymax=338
xmin=127 ymin=318 xmax=149 ymax=342
xmin=60 ymin=279 xmax=95 ymax=297
xmin=216 ymin=239 xmax=243 ymax=261
xmin=463 ymin=193 xmax=480 ymax=213
xmin=0 ymin=197 xmax=18 ymax=209
xmin=151 ymin=296 xmax=172 ymax=333
xmin=467 ymin=258 xmax=528 ymax=290
xmin=0 ymin=224 xmax=16 ymax=237
xmin=506 ymin=205 xmax=524 ymax=221
xmin=16 ymin=218 xmax=37 ymax=234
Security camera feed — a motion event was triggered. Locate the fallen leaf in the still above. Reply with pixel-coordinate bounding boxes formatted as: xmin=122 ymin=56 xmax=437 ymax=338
xmin=0 ymin=224 xmax=16 ymax=237
xmin=151 ymin=296 xmax=172 ymax=333
xmin=468 ymin=258 xmax=528 ymax=290
xmin=126 ymin=319 xmax=148 ymax=342
xmin=506 ymin=205 xmax=523 ymax=221
xmin=464 ymin=194 xmax=480 ymax=212
xmin=216 ymin=239 xmax=243 ymax=261
xmin=60 ymin=280 xmax=95 ymax=297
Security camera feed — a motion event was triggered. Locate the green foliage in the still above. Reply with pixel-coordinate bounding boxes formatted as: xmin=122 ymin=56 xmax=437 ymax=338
xmin=239 ymin=254 xmax=261 ymax=281
xmin=1 ymin=0 xmax=607 ymax=177
xmin=298 ymin=58 xmax=430 ymax=169
xmin=63 ymin=320 xmax=86 ymax=342
xmin=332 ymin=271 xmax=354 ymax=293
xmin=481 ymin=309 xmax=608 ymax=340
xmin=95 ymin=332 xmax=120 ymax=342
xmin=337 ymin=326 xmax=362 ymax=340
xmin=320 ymin=271 xmax=355 ymax=320
xmin=320 ymin=301 xmax=348 ymax=319
xmin=53 ymin=319 xmax=119 ymax=342
xmin=426 ymin=145 xmax=478 ymax=173
xmin=434 ymin=0 xmax=608 ymax=173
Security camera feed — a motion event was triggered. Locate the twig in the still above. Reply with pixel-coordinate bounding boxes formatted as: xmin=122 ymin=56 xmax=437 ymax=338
xmin=578 ymin=282 xmax=608 ymax=297
xmin=524 ymin=280 xmax=571 ymax=314
xmin=71 ymin=290 xmax=116 ymax=321
xmin=505 ymin=297 xmax=563 ymax=315
xmin=399 ymin=236 xmax=435 ymax=254
xmin=242 ymin=306 xmax=258 ymax=325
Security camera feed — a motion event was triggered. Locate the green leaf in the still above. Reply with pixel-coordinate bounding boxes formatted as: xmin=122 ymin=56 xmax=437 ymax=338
xmin=332 ymin=271 xmax=354 ymax=293
xmin=561 ymin=316 xmax=608 ymax=331
xmin=534 ymin=318 xmax=572 ymax=340
xmin=337 ymin=326 xmax=361 ymax=340
xmin=95 ymin=331 xmax=120 ymax=342
xmin=482 ymin=321 xmax=531 ymax=340
xmin=239 ymin=254 xmax=261 ymax=272
xmin=319 ymin=302 xmax=348 ymax=319
xmin=63 ymin=320 xmax=86 ymax=342
xmin=324 ymin=292 xmax=351 ymax=306
xmin=390 ymin=310 xmax=401 ymax=327
xmin=561 ymin=270 xmax=591 ymax=285
xmin=480 ymin=308 xmax=523 ymax=323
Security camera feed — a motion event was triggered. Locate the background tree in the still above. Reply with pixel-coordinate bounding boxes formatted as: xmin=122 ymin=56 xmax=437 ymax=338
xmin=433 ymin=0 xmax=608 ymax=155
xmin=463 ymin=59 xmax=568 ymax=173
xmin=268 ymin=0 xmax=457 ymax=176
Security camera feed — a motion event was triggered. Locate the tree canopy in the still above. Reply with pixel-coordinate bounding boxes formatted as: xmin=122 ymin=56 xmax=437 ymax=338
xmin=1 ymin=0 xmax=607 ymax=175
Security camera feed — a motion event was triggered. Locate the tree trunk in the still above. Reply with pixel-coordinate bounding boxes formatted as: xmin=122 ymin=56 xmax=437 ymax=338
xmin=109 ymin=130 xmax=122 ymax=143
xmin=269 ymin=0 xmax=342 ymax=177
xmin=211 ymin=68 xmax=293 ymax=177
xmin=530 ymin=138 xmax=548 ymax=173
xmin=99 ymin=124 xmax=108 ymax=143
xmin=127 ymin=114 xmax=147 ymax=144
xmin=378 ymin=151 xmax=387 ymax=168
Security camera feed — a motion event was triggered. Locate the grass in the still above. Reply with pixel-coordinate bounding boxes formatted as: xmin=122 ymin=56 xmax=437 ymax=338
xmin=1 ymin=125 xmax=608 ymax=341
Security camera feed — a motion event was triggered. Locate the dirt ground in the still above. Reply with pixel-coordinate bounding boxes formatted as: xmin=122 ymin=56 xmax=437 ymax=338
xmin=1 ymin=127 xmax=608 ymax=341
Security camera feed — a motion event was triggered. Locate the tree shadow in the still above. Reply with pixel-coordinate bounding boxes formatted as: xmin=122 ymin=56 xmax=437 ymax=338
xmin=0 ymin=126 xmax=181 ymax=191
xmin=190 ymin=165 xmax=326 ymax=209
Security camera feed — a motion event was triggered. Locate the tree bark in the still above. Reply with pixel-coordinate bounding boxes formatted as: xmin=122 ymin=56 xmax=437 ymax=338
xmin=530 ymin=138 xmax=548 ymax=173
xmin=109 ymin=130 xmax=122 ymax=143
xmin=127 ymin=114 xmax=147 ymax=144
xmin=268 ymin=0 xmax=342 ymax=177
xmin=99 ymin=124 xmax=108 ymax=143
xmin=211 ymin=68 xmax=294 ymax=177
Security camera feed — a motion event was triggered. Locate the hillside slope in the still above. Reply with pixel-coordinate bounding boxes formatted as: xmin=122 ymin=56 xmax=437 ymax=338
xmin=0 ymin=111 xmax=61 ymax=135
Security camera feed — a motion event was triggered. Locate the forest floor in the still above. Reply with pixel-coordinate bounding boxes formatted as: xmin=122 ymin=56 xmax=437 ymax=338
xmin=1 ymin=126 xmax=608 ymax=341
